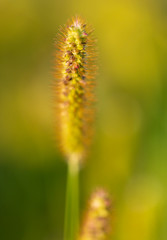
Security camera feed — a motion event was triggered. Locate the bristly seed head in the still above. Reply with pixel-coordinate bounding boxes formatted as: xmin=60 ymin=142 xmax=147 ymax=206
xmin=54 ymin=16 xmax=96 ymax=164
xmin=78 ymin=189 xmax=112 ymax=240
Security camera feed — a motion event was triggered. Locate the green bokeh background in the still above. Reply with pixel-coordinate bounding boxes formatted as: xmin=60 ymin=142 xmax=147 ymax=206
xmin=0 ymin=0 xmax=167 ymax=239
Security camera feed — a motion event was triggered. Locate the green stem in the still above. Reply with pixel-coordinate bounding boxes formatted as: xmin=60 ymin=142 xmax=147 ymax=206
xmin=64 ymin=163 xmax=71 ymax=240
xmin=64 ymin=156 xmax=80 ymax=240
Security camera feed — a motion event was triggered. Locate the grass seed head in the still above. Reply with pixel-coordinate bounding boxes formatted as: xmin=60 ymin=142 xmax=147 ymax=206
xmin=78 ymin=189 xmax=112 ymax=240
xmin=54 ymin=16 xmax=96 ymax=164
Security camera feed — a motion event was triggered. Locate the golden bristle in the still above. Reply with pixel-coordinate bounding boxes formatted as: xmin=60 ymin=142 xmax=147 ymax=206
xmin=53 ymin=16 xmax=96 ymax=164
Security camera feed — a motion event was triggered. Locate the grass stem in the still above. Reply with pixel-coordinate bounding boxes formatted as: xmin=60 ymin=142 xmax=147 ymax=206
xmin=64 ymin=156 xmax=79 ymax=240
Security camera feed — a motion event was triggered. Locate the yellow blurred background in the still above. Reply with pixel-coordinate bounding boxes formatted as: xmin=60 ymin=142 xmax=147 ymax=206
xmin=0 ymin=0 xmax=167 ymax=239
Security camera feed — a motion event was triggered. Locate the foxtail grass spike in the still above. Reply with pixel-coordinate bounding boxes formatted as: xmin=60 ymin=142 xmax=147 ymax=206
xmin=78 ymin=189 xmax=112 ymax=240
xmin=54 ymin=16 xmax=96 ymax=164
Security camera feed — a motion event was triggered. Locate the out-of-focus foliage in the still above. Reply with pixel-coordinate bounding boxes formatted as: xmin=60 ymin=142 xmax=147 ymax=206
xmin=0 ymin=0 xmax=167 ymax=240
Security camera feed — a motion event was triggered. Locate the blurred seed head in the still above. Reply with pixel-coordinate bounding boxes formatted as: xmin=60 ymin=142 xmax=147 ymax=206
xmin=79 ymin=189 xmax=112 ymax=240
